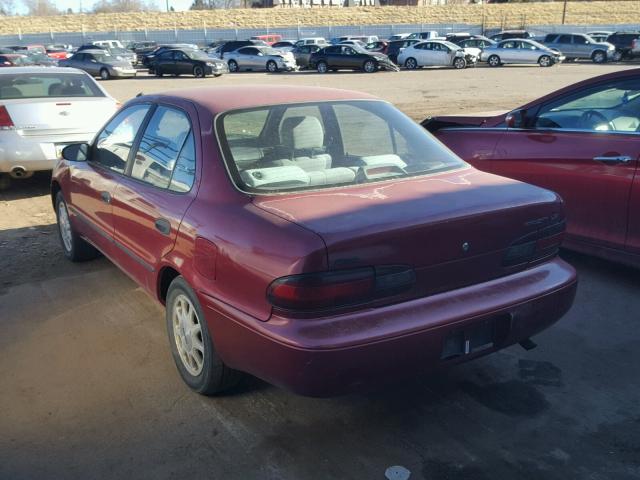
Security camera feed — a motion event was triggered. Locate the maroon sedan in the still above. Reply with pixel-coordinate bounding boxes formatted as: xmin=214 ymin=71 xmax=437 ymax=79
xmin=52 ymin=86 xmax=577 ymax=397
xmin=424 ymin=68 xmax=640 ymax=268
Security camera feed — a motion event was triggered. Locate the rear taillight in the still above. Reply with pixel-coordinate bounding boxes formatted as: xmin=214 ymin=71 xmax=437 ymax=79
xmin=0 ymin=105 xmax=15 ymax=130
xmin=267 ymin=265 xmax=415 ymax=312
xmin=503 ymin=220 xmax=565 ymax=267
xmin=632 ymin=39 xmax=638 ymax=49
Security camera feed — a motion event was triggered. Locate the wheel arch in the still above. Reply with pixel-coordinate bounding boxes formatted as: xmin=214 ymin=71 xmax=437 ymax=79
xmin=158 ymin=265 xmax=181 ymax=305
xmin=51 ymin=180 xmax=62 ymax=208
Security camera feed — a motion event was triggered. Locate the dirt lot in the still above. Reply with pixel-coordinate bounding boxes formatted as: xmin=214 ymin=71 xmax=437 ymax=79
xmin=1 ymin=64 xmax=640 ymax=480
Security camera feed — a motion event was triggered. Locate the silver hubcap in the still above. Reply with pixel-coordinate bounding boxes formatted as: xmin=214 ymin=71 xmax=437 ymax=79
xmin=318 ymin=63 xmax=327 ymax=72
xmin=407 ymin=59 xmax=416 ymax=68
xmin=229 ymin=62 xmax=237 ymax=72
xmin=540 ymin=57 xmax=550 ymax=66
xmin=490 ymin=57 xmax=498 ymax=66
xmin=595 ymin=52 xmax=604 ymax=62
xmin=58 ymin=201 xmax=72 ymax=253
xmin=268 ymin=62 xmax=276 ymax=72
xmin=172 ymin=294 xmax=205 ymax=376
xmin=365 ymin=62 xmax=374 ymax=72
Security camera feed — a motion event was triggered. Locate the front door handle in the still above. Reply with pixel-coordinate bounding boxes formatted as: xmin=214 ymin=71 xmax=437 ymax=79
xmin=154 ymin=218 xmax=171 ymax=236
xmin=100 ymin=191 xmax=111 ymax=204
xmin=593 ymin=155 xmax=633 ymax=164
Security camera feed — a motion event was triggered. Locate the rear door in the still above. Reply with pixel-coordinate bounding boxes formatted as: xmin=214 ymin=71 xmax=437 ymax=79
xmin=491 ymin=76 xmax=640 ymax=250
xmin=110 ymin=102 xmax=198 ymax=289
xmin=556 ymin=34 xmax=575 ymax=57
xmin=174 ymin=51 xmax=192 ymax=75
xmin=67 ymin=104 xmax=151 ymax=256
xmin=498 ymin=41 xmax=518 ymax=62
xmin=156 ymin=51 xmax=175 ymax=74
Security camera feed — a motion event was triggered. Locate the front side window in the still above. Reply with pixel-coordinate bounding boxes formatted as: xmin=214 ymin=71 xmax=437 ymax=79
xmin=534 ymin=78 xmax=640 ymax=132
xmin=131 ymin=106 xmax=192 ymax=189
xmin=94 ymin=104 xmax=150 ymax=173
xmin=217 ymin=100 xmax=466 ymax=194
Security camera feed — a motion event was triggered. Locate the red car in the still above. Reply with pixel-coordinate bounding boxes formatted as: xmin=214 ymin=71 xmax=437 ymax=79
xmin=52 ymin=86 xmax=577 ymax=397
xmin=424 ymin=68 xmax=640 ymax=268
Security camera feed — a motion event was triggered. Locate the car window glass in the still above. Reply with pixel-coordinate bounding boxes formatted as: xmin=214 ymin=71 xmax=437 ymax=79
xmin=334 ymin=103 xmax=394 ymax=156
xmin=279 ymin=105 xmax=323 ymax=141
xmin=535 ymin=78 xmax=640 ymax=132
xmin=130 ymin=106 xmax=192 ymax=189
xmin=169 ymin=131 xmax=196 ymax=193
xmin=501 ymin=41 xmax=516 ymax=49
xmin=224 ymin=108 xmax=269 ymax=141
xmin=94 ymin=104 xmax=150 ymax=174
xmin=558 ymin=35 xmax=572 ymax=44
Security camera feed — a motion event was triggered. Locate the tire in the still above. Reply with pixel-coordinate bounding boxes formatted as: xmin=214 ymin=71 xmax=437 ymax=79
xmin=266 ymin=60 xmax=278 ymax=73
xmin=363 ymin=59 xmax=377 ymax=73
xmin=612 ymin=50 xmax=623 ymax=62
xmin=55 ymin=192 xmax=99 ymax=262
xmin=538 ymin=55 xmax=552 ymax=67
xmin=155 ymin=67 xmax=163 ymax=77
xmin=214 ymin=73 xmax=222 ymax=78
xmin=99 ymin=68 xmax=110 ymax=80
xmin=316 ymin=61 xmax=328 ymax=73
xmin=193 ymin=65 xmax=205 ymax=78
xmin=488 ymin=55 xmax=501 ymax=67
xmin=591 ymin=50 xmax=606 ymax=64
xmin=0 ymin=173 xmax=10 ymax=191
xmin=166 ymin=276 xmax=241 ymax=395
xmin=404 ymin=57 xmax=418 ymax=70
xmin=453 ymin=57 xmax=467 ymax=69
xmin=228 ymin=60 xmax=238 ymax=72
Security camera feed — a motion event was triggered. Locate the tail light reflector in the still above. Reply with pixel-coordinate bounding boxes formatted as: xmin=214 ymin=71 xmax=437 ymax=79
xmin=503 ymin=220 xmax=566 ymax=267
xmin=0 ymin=105 xmax=15 ymax=130
xmin=267 ymin=265 xmax=415 ymax=312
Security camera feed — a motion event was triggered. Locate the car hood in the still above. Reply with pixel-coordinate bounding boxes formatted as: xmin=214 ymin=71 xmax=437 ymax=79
xmin=422 ymin=110 xmax=509 ymax=131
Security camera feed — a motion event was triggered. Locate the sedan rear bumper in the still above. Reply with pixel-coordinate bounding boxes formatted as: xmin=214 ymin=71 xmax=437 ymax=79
xmin=201 ymin=258 xmax=577 ymax=396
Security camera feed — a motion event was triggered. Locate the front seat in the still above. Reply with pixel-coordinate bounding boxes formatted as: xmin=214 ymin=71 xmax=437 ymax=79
xmin=278 ymin=116 xmax=332 ymax=171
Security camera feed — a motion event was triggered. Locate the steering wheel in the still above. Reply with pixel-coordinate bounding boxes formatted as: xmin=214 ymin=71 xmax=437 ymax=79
xmin=579 ymin=110 xmax=613 ymax=131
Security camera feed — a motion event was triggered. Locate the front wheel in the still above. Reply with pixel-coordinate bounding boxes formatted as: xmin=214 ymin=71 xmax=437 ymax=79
xmin=55 ymin=192 xmax=99 ymax=262
xmin=193 ymin=65 xmax=205 ymax=78
xmin=228 ymin=60 xmax=238 ymax=72
xmin=166 ymin=276 xmax=242 ymax=395
xmin=453 ymin=57 xmax=467 ymax=69
xmin=266 ymin=60 xmax=278 ymax=73
xmin=99 ymin=68 xmax=110 ymax=80
xmin=487 ymin=55 xmax=501 ymax=67
xmin=316 ymin=61 xmax=328 ymax=73
xmin=404 ymin=57 xmax=418 ymax=70
xmin=591 ymin=50 xmax=607 ymax=64
xmin=538 ymin=55 xmax=552 ymax=67
xmin=363 ymin=59 xmax=377 ymax=73
xmin=155 ymin=67 xmax=163 ymax=77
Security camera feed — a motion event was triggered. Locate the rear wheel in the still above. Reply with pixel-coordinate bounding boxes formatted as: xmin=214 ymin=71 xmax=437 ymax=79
xmin=166 ymin=276 xmax=241 ymax=395
xmin=591 ymin=50 xmax=606 ymax=64
xmin=55 ymin=192 xmax=99 ymax=262
xmin=228 ymin=60 xmax=238 ymax=72
xmin=316 ymin=61 xmax=328 ymax=73
xmin=193 ymin=65 xmax=205 ymax=78
xmin=266 ymin=60 xmax=278 ymax=73
xmin=538 ymin=55 xmax=552 ymax=67
xmin=99 ymin=68 xmax=110 ymax=80
xmin=453 ymin=57 xmax=467 ymax=69
xmin=488 ymin=55 xmax=501 ymax=67
xmin=363 ymin=59 xmax=377 ymax=73
xmin=404 ymin=57 xmax=418 ymax=70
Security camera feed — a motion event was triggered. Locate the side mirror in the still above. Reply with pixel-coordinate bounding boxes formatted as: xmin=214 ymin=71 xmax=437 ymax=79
xmin=62 ymin=143 xmax=89 ymax=162
xmin=505 ymin=109 xmax=526 ymax=129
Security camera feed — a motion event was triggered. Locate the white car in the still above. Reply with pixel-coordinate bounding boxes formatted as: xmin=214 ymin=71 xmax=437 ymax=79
xmin=0 ymin=67 xmax=118 ymax=187
xmin=92 ymin=40 xmax=124 ymax=50
xmin=398 ymin=40 xmax=478 ymax=69
xmin=481 ymin=39 xmax=565 ymax=67
xmin=294 ymin=37 xmax=329 ymax=48
xmin=225 ymin=46 xmax=297 ymax=72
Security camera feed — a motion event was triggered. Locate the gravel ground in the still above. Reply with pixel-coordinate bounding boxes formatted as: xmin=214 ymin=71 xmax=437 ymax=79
xmin=1 ymin=63 xmax=639 ymax=480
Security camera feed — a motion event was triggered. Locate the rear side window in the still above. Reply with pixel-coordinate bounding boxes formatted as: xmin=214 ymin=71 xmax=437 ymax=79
xmin=130 ymin=106 xmax=193 ymax=190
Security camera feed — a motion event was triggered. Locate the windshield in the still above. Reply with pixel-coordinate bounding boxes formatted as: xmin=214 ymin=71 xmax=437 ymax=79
xmin=0 ymin=72 xmax=104 ymax=99
xmin=258 ymin=47 xmax=280 ymax=56
xmin=217 ymin=100 xmax=466 ymax=194
xmin=187 ymin=50 xmax=210 ymax=61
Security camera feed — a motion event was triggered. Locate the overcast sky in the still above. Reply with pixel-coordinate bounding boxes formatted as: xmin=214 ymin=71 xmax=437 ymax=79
xmin=15 ymin=0 xmax=194 ymax=14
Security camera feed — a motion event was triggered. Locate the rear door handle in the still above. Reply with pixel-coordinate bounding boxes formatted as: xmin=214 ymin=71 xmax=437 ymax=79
xmin=593 ymin=155 xmax=633 ymax=164
xmin=154 ymin=218 xmax=171 ymax=236
xmin=100 ymin=191 xmax=111 ymax=204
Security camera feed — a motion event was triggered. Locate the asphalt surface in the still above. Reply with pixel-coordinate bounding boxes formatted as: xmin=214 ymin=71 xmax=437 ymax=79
xmin=1 ymin=63 xmax=640 ymax=480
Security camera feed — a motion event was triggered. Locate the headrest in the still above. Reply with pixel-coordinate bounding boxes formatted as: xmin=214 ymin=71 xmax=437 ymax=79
xmin=281 ymin=116 xmax=324 ymax=150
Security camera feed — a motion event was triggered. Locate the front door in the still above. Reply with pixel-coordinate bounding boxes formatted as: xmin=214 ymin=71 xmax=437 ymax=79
xmin=68 ymin=104 xmax=152 ymax=256
xmin=110 ymin=103 xmax=198 ymax=290
xmin=492 ymin=76 xmax=640 ymax=250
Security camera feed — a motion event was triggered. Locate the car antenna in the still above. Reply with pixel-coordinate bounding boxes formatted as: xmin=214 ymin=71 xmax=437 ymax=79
xmin=136 ymin=92 xmax=144 ymax=97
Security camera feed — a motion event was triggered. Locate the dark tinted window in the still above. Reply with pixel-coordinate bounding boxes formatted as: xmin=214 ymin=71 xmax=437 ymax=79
xmin=131 ymin=106 xmax=192 ymax=189
xmin=94 ymin=104 xmax=150 ymax=174
xmin=324 ymin=46 xmax=340 ymax=54
xmin=558 ymin=35 xmax=572 ymax=44
xmin=544 ymin=34 xmax=557 ymax=42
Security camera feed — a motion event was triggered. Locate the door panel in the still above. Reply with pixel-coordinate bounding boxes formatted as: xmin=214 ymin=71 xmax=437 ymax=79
xmin=625 ymin=165 xmax=640 ymax=254
xmin=492 ymin=130 xmax=638 ymax=249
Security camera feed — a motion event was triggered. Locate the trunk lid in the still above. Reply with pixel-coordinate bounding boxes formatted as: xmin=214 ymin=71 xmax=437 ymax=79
xmin=254 ymin=168 xmax=564 ymax=297
xmin=5 ymin=97 xmax=116 ymax=137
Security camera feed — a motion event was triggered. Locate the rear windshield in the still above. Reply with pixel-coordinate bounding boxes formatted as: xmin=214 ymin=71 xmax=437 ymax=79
xmin=0 ymin=73 xmax=104 ymax=99
xmin=217 ymin=100 xmax=466 ymax=194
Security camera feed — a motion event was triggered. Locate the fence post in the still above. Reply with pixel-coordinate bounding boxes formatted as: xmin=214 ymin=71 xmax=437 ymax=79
xmin=203 ymin=21 xmax=207 ymax=42
xmin=144 ymin=26 xmax=148 ymax=40
xmin=174 ymin=22 xmax=178 ymax=40
xmin=297 ymin=21 xmax=301 ymax=39
xmin=81 ymin=24 xmax=85 ymax=41
xmin=50 ymin=27 xmax=54 ymax=41
xmin=235 ymin=28 xmax=238 ymax=40
xmin=18 ymin=27 xmax=22 ymax=41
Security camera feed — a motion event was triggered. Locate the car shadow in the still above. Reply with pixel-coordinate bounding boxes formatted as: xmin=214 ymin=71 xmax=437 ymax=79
xmin=0 ymin=171 xmax=51 ymax=201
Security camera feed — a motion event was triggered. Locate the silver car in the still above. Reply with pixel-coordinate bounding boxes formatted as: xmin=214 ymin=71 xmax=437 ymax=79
xmin=481 ymin=39 xmax=565 ymax=67
xmin=225 ymin=45 xmax=297 ymax=73
xmin=543 ymin=33 xmax=615 ymax=63
xmin=398 ymin=40 xmax=478 ymax=69
xmin=0 ymin=67 xmax=118 ymax=185
xmin=59 ymin=49 xmax=136 ymax=80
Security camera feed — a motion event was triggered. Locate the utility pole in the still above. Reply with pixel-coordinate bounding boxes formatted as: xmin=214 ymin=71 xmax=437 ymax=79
xmin=166 ymin=0 xmax=170 ymax=11
xmin=561 ymin=0 xmax=567 ymax=25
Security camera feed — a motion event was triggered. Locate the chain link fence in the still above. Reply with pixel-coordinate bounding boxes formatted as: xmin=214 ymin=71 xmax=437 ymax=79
xmin=1 ymin=22 xmax=639 ymax=46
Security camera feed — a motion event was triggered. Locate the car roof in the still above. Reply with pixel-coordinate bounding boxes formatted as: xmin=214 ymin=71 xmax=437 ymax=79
xmin=0 ymin=66 xmax=89 ymax=74
xmin=141 ymin=86 xmax=378 ymax=115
